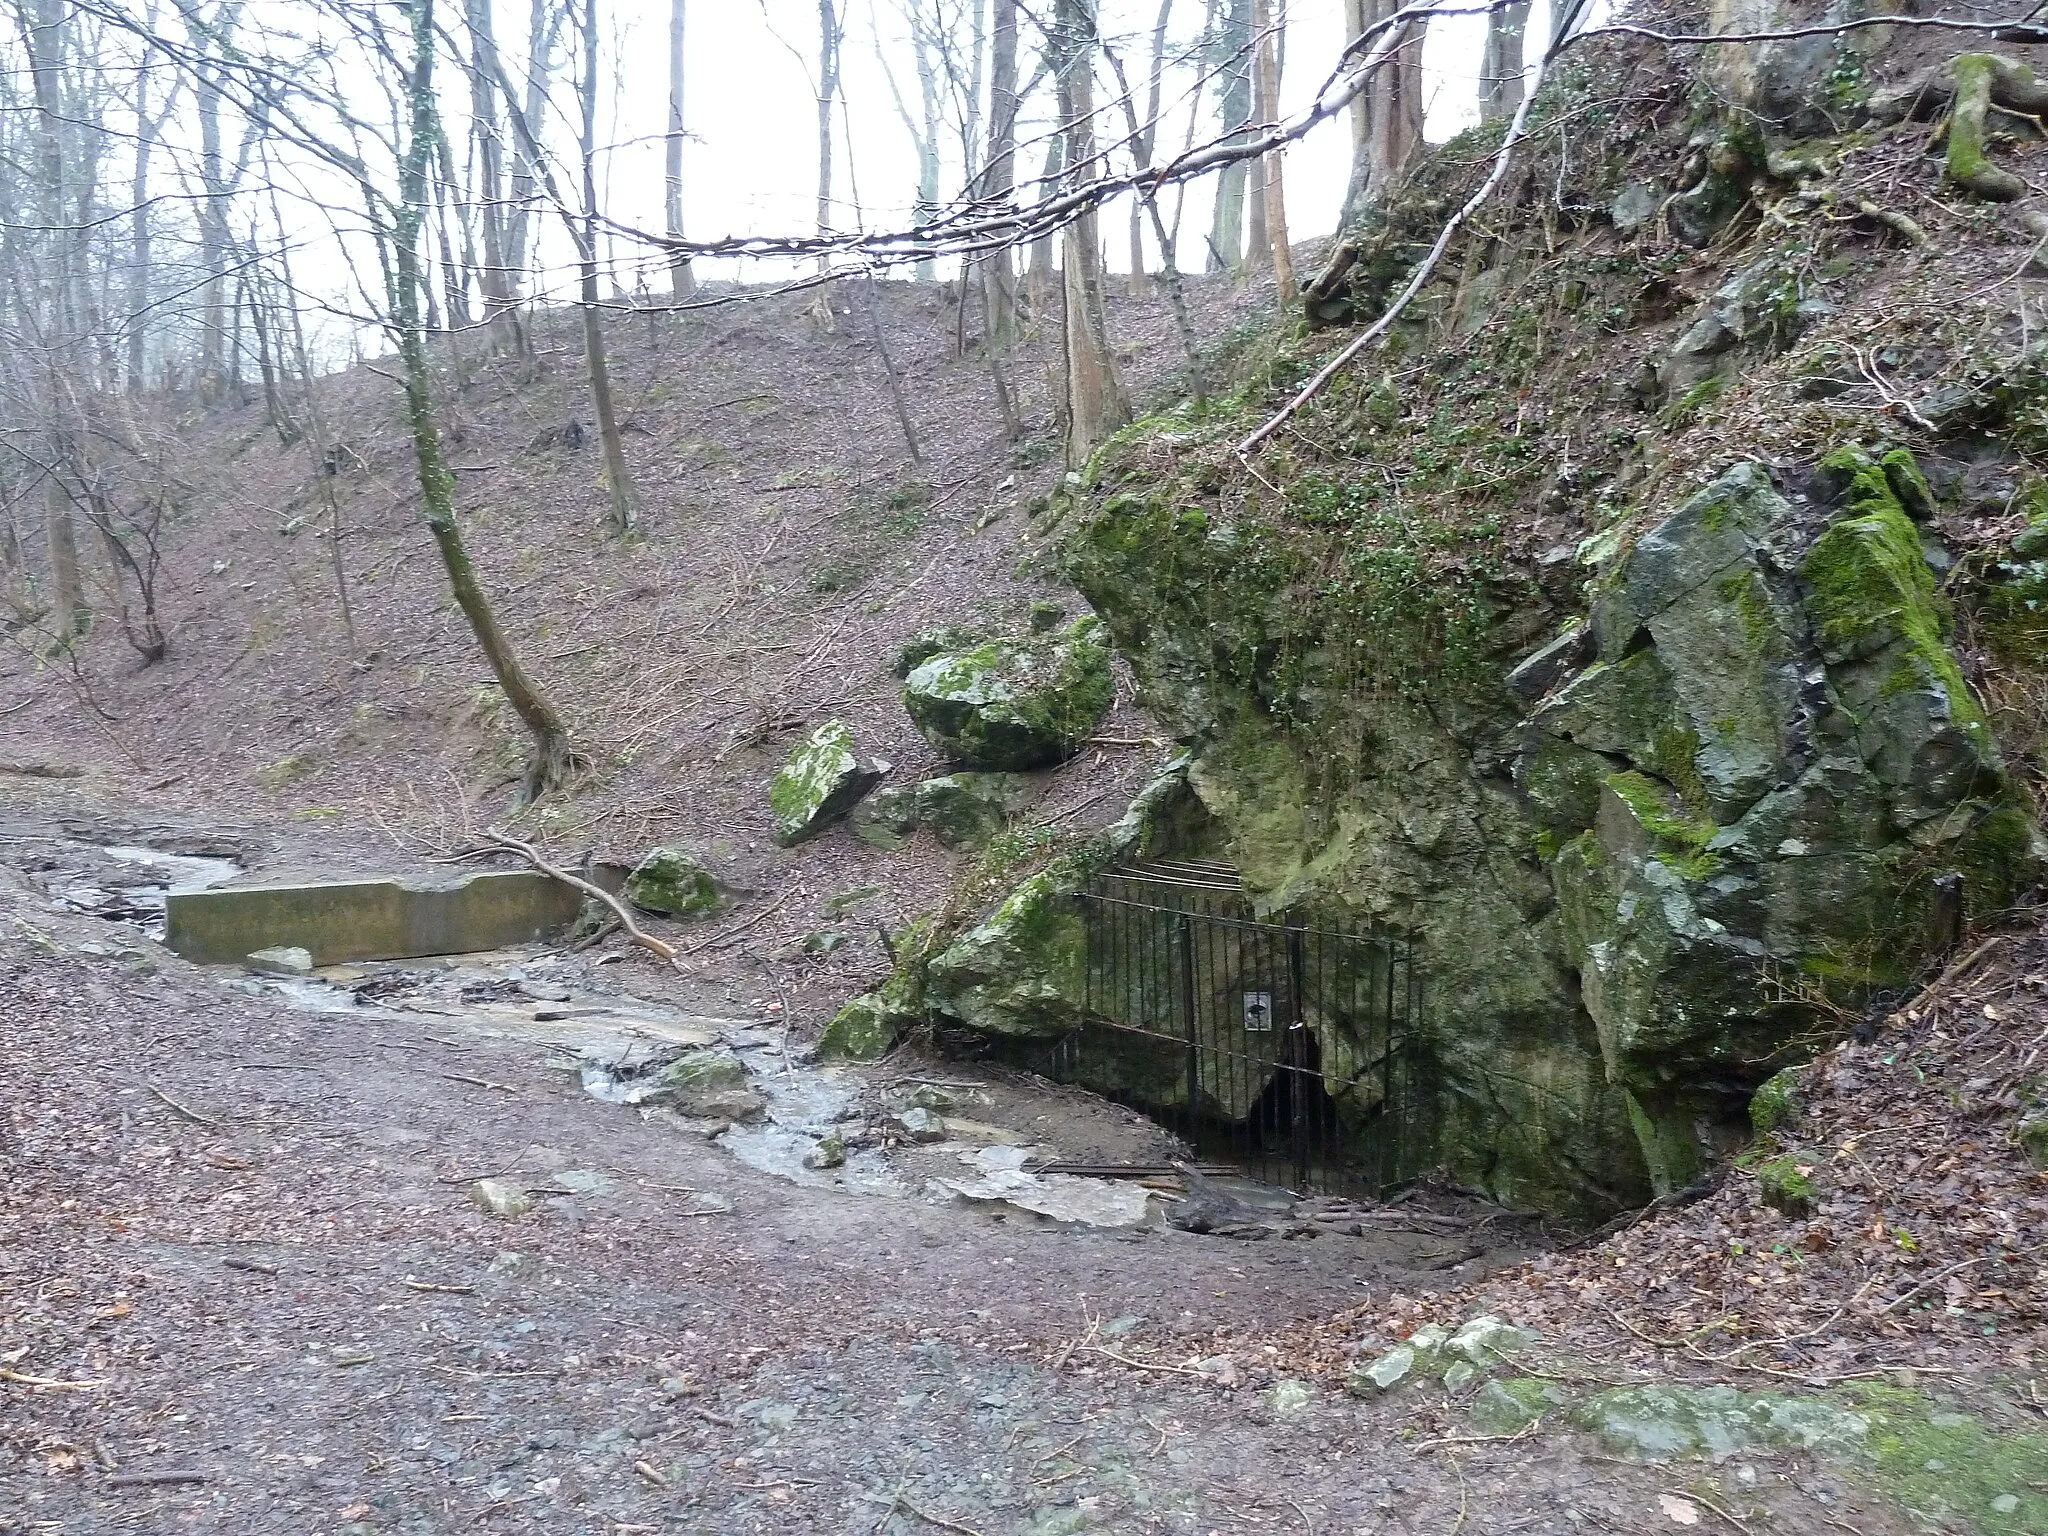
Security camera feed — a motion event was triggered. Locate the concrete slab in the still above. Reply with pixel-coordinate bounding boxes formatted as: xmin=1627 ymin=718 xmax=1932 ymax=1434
xmin=163 ymin=870 xmax=586 ymax=966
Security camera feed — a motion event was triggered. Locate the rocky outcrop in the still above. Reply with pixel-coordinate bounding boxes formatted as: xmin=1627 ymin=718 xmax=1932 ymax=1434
xmin=901 ymin=619 xmax=1114 ymax=771
xmin=769 ymin=721 xmax=887 ymax=846
xmin=913 ymin=442 xmax=2034 ymax=1222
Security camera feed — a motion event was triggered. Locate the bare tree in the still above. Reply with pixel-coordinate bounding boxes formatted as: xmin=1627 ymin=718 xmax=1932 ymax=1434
xmin=575 ymin=0 xmax=637 ymax=536
xmin=1340 ymin=0 xmax=1424 ymax=227
xmin=815 ymin=0 xmax=845 ymax=263
xmin=1205 ymin=0 xmax=1251 ymax=271
xmin=665 ymin=0 xmax=695 ymax=299
xmin=1254 ymin=0 xmax=1294 ymax=305
xmin=1052 ymin=0 xmax=1128 ymax=466
xmin=1480 ymin=0 xmax=1530 ymax=123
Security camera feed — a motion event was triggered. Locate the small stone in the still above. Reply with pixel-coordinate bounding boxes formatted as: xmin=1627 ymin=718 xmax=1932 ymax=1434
xmin=1347 ymin=1344 xmax=1418 ymax=1396
xmin=1469 ymin=1378 xmax=1567 ymax=1435
xmin=247 ymin=945 xmax=314 ymax=975
xmin=803 ymin=1133 xmax=846 ymax=1170
xmin=890 ymin=1107 xmax=947 ymax=1142
xmin=1992 ymin=1494 xmax=2020 ymax=1514
xmin=1266 ymin=1379 xmax=1316 ymax=1416
xmin=1443 ymin=1360 xmax=1478 ymax=1393
xmin=470 ymin=1178 xmax=535 ymax=1219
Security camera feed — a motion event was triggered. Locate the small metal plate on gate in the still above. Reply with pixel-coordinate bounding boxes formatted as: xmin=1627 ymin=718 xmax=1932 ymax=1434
xmin=1242 ymin=991 xmax=1273 ymax=1031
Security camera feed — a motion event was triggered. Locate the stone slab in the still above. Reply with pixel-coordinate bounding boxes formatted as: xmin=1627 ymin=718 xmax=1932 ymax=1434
xmin=163 ymin=870 xmax=586 ymax=966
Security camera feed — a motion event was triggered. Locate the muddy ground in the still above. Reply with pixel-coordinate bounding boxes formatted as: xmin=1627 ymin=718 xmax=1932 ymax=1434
xmin=0 ymin=790 xmax=1926 ymax=1535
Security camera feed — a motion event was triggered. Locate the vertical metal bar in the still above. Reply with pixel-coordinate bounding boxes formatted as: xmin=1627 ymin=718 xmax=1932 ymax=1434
xmin=1384 ymin=934 xmax=1400 ymax=1191
xmin=1288 ymin=920 xmax=1308 ymax=1192
xmin=1179 ymin=912 xmax=1198 ymax=1133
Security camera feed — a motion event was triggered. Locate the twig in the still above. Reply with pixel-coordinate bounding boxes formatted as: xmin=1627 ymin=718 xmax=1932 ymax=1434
xmin=403 ymin=1279 xmax=475 ymax=1295
xmin=439 ymin=1072 xmax=519 ymax=1095
xmin=145 ymin=1084 xmax=220 ymax=1128
xmin=882 ymin=1493 xmax=985 ymax=1536
xmin=1286 ymin=1494 xmax=1316 ymax=1536
xmin=0 ymin=1368 xmax=107 ymax=1390
xmin=221 ymin=1257 xmax=278 ymax=1277
xmin=481 ymin=828 xmax=679 ymax=965
xmin=1410 ymin=1422 xmax=1541 ymax=1453
xmin=1666 ymin=1488 xmax=1753 ymax=1530
xmin=106 ymin=1470 xmax=207 ymax=1488
xmin=1083 ymin=1345 xmax=1213 ymax=1377
xmin=677 ymin=888 xmax=800 ymax=956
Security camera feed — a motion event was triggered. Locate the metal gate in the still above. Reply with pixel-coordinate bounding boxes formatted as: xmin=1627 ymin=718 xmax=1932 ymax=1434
xmin=1036 ymin=859 xmax=1427 ymax=1197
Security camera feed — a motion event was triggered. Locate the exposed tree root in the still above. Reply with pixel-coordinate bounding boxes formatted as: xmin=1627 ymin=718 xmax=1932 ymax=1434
xmin=1869 ymin=52 xmax=2048 ymax=202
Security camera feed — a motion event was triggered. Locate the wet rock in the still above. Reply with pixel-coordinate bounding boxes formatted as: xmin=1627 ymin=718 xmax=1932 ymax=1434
xmin=849 ymin=784 xmax=920 ymax=850
xmin=470 ymin=1178 xmax=535 ymax=1219
xmin=623 ymin=847 xmax=724 ymax=918
xmin=247 ymin=945 xmax=314 ymax=976
xmin=803 ymin=1132 xmax=846 ymax=1170
xmin=916 ymin=773 xmax=1030 ymax=850
xmin=901 ymin=619 xmax=1114 ymax=771
xmin=819 ymin=989 xmax=920 ymax=1060
xmin=888 ymin=1107 xmax=948 ymax=1142
xmin=1469 ymin=1378 xmax=1570 ymax=1435
xmin=769 ymin=722 xmax=887 ymax=846
xmin=637 ymin=1049 xmax=767 ymax=1122
xmin=1749 ymin=1066 xmax=1804 ymax=1135
xmin=1576 ymin=1385 xmax=1868 ymax=1463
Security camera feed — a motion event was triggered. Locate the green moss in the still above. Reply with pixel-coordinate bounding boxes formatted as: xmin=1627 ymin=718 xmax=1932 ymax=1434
xmin=1838 ymin=1385 xmax=2048 ymax=1534
xmin=1802 ymin=465 xmax=1985 ymax=736
xmin=623 ymin=848 xmax=724 ymax=919
xmin=1658 ymin=374 xmax=1728 ymax=429
xmin=1749 ymin=1065 xmax=1804 ymax=1136
xmin=1947 ymin=55 xmax=2027 ymax=201
xmin=257 ymin=753 xmax=317 ymax=790
xmin=1607 ymin=770 xmax=1716 ymax=852
xmin=1754 ymin=1153 xmax=1818 ymax=1216
xmin=1880 ymin=448 xmax=1936 ymax=520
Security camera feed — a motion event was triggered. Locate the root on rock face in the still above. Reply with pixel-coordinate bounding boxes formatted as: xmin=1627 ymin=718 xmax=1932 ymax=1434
xmin=1949 ymin=54 xmax=2028 ymax=202
xmin=1868 ymin=52 xmax=2044 ymax=202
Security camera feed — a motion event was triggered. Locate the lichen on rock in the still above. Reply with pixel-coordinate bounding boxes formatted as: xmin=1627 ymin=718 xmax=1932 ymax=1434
xmin=623 ymin=846 xmax=724 ymax=918
xmin=769 ymin=721 xmax=887 ymax=846
xmin=902 ymin=619 xmax=1114 ymax=771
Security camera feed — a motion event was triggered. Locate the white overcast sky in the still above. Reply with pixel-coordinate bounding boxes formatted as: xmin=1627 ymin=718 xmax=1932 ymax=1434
xmin=520 ymin=0 xmax=1559 ymax=299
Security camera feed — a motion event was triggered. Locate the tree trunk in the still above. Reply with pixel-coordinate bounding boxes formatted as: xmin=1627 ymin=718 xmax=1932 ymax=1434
xmin=815 ymin=0 xmax=841 ymax=266
xmin=394 ymin=0 xmax=572 ymax=806
xmin=1340 ymin=0 xmax=1424 ymax=228
xmin=504 ymin=0 xmax=564 ymax=314
xmin=25 ymin=0 xmax=82 ymax=637
xmin=1206 ymin=0 xmax=1252 ymax=272
xmin=1054 ymin=0 xmax=1129 ymax=467
xmin=1254 ymin=0 xmax=1294 ymax=306
xmin=464 ymin=0 xmax=522 ymax=350
xmin=977 ymin=0 xmax=1019 ymax=433
xmin=1025 ymin=130 xmax=1061 ymax=314
xmin=1480 ymin=0 xmax=1530 ymax=124
xmin=126 ymin=57 xmax=166 ymax=393
xmin=665 ymin=0 xmax=695 ymax=299
xmin=578 ymin=0 xmax=636 ymax=536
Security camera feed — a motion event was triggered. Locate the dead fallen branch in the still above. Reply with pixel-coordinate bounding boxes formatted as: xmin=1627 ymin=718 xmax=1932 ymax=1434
xmin=481 ymin=828 xmax=679 ymax=966
xmin=106 ymin=1470 xmax=207 ymax=1488
xmin=676 ymin=888 xmax=801 ymax=957
xmin=0 ymin=1368 xmax=107 ymax=1390
xmin=145 ymin=1083 xmax=221 ymax=1128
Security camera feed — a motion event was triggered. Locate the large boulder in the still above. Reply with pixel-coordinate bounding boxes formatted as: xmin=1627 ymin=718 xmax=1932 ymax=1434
xmin=769 ymin=721 xmax=887 ymax=846
xmin=623 ymin=847 xmax=724 ymax=918
xmin=916 ymin=773 xmax=1029 ymax=849
xmin=902 ymin=619 xmax=1114 ymax=770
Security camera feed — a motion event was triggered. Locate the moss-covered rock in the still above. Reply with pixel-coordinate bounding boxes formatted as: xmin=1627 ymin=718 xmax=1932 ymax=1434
xmin=1749 ymin=1065 xmax=1804 ymax=1135
xmin=769 ymin=721 xmax=887 ymax=846
xmin=1577 ymin=1384 xmax=1869 ymax=1463
xmin=902 ymin=619 xmax=1114 ymax=770
xmin=623 ymin=847 xmax=724 ymax=918
xmin=850 ymin=784 xmax=920 ymax=851
xmin=819 ymin=990 xmax=916 ymax=1060
xmin=1754 ymin=1152 xmax=1822 ymax=1217
xmin=916 ymin=773 xmax=1030 ymax=849
xmin=923 ymin=866 xmax=1090 ymax=1038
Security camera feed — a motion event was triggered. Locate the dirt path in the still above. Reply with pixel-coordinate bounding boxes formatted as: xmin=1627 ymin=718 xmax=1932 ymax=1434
xmin=0 ymin=802 xmax=1926 ymax=1536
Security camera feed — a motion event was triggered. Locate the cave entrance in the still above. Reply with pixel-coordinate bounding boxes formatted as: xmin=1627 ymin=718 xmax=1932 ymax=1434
xmin=1038 ymin=860 xmax=1429 ymax=1198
